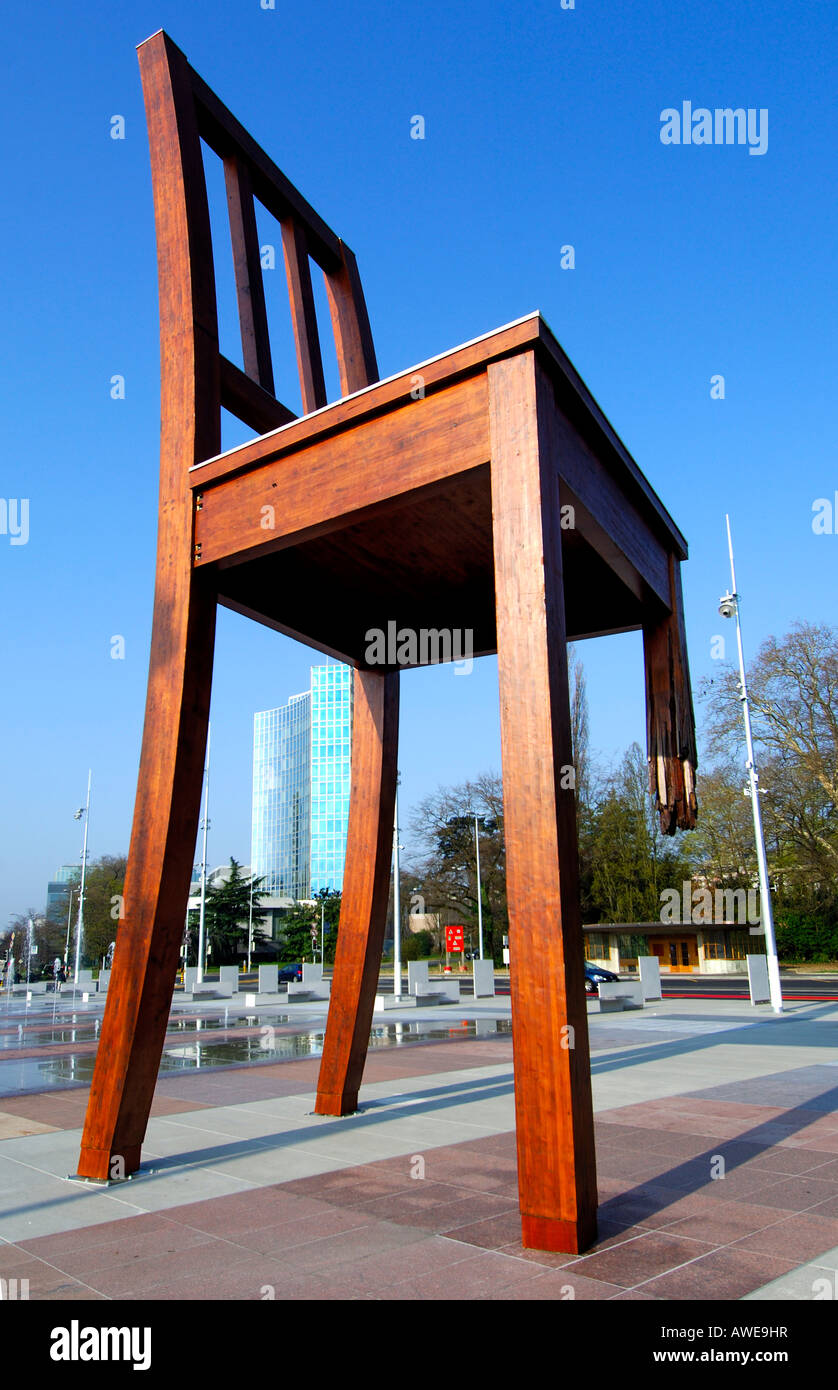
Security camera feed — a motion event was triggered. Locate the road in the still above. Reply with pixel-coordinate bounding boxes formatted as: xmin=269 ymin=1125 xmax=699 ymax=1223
xmin=230 ymin=970 xmax=838 ymax=1002
xmin=369 ymin=973 xmax=838 ymax=1001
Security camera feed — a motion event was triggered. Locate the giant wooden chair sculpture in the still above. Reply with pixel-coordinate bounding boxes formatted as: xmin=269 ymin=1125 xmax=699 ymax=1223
xmin=77 ymin=30 xmax=698 ymax=1253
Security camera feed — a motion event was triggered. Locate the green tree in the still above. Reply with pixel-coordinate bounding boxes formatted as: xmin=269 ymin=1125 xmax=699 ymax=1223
xmin=189 ymin=859 xmax=269 ymax=966
xmin=404 ymin=652 xmax=593 ymax=957
xmin=275 ymin=889 xmax=341 ymax=963
xmin=313 ymin=887 xmax=342 ymax=964
xmin=569 ymin=644 xmax=599 ymax=921
xmin=589 ymin=743 xmax=692 ymax=923
xmin=681 ymin=762 xmax=756 ymax=892
xmin=277 ymin=902 xmax=318 ymax=963
xmin=400 ymin=928 xmax=435 ymax=961
xmin=4 ymin=911 xmax=64 ymax=980
xmin=77 ymin=856 xmax=127 ymax=966
xmin=407 ymin=772 xmax=507 ymax=963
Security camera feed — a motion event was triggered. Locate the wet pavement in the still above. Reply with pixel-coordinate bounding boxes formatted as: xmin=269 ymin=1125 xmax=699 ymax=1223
xmin=0 ymin=989 xmax=512 ymax=1095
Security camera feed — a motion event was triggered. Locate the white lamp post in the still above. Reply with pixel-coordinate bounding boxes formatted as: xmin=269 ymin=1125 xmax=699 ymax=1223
xmin=474 ymin=814 xmax=484 ymax=960
xmin=392 ymin=779 xmax=402 ymax=999
xmin=73 ymin=770 xmax=92 ymax=985
xmin=197 ymin=724 xmax=211 ymax=984
xmin=719 ymin=516 xmax=783 ymax=1014
xmin=63 ymin=888 xmax=75 ymax=970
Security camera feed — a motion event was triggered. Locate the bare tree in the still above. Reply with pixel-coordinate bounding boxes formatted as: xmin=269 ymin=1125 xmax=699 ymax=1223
xmin=569 ymin=643 xmax=590 ymax=810
xmin=700 ymin=620 xmax=838 ymax=890
xmin=405 ymin=773 xmax=506 ymax=959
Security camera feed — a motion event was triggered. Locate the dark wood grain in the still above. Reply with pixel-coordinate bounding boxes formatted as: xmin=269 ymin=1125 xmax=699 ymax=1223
xmin=325 ymin=240 xmax=379 ymax=396
xmin=489 ymin=351 xmax=598 ymax=1253
xmin=643 ymin=556 xmax=699 ymax=833
xmin=224 ymin=154 xmax=274 ymax=392
xmin=78 ymin=30 xmax=220 ymax=1181
xmin=281 ymin=217 xmax=327 ymax=413
xmin=219 ymin=356 xmax=295 ymax=433
xmin=315 ymin=669 xmax=399 ymax=1114
xmin=194 ymin=374 xmax=489 ymax=567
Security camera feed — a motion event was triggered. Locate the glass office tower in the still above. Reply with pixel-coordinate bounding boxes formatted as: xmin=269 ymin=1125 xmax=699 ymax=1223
xmin=251 ymin=665 xmax=353 ymax=901
xmin=309 ymin=664 xmax=353 ymax=894
xmin=252 ymin=692 xmax=311 ymax=900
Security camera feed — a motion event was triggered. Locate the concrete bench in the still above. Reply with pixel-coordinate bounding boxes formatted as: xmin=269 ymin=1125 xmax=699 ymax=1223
xmin=473 ymin=959 xmax=496 ymax=998
xmin=598 ymin=981 xmax=644 ymax=1011
xmin=374 ymin=993 xmax=418 ymax=1010
xmin=181 ymin=966 xmax=234 ymax=998
xmin=286 ymin=980 xmax=331 ymax=1001
xmin=258 ymin=965 xmax=278 ymax=994
xmin=418 ymin=981 xmax=461 ymax=1004
xmin=407 ymin=961 xmax=460 ymax=1004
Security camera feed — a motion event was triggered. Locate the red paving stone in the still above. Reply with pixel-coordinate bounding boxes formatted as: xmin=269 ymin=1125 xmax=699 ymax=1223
xmin=640 ymin=1248 xmax=799 ymax=1300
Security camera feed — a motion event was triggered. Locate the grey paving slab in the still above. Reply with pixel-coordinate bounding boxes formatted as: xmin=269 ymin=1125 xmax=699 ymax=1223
xmin=683 ymin=1064 xmax=838 ymax=1111
xmin=0 ymin=1171 xmax=147 ymax=1241
xmin=743 ymin=1251 xmax=838 ymax=1300
xmin=143 ymin=1110 xmax=314 ymax=1145
xmin=176 ymin=1147 xmax=356 ymax=1187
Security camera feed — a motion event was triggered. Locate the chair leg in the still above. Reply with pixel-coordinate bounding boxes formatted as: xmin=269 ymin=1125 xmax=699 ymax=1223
xmin=489 ymin=351 xmax=598 ymax=1254
xmin=315 ymin=668 xmax=399 ymax=1116
xmin=76 ymin=578 xmax=216 ymax=1181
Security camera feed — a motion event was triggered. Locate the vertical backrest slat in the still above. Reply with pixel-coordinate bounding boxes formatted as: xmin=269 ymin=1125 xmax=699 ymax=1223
xmin=139 ymin=29 xmax=378 ymax=450
xmin=326 ymin=242 xmax=379 ymax=395
xmin=281 ymin=217 xmax=328 ymax=414
xmin=224 ymin=154 xmax=275 ymax=394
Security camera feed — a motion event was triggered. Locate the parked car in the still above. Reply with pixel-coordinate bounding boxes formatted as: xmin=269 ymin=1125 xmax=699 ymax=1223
xmin=277 ymin=963 xmax=303 ymax=983
xmin=584 ymin=963 xmax=619 ymax=996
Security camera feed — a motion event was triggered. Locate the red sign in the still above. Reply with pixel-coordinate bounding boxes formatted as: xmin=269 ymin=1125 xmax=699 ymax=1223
xmin=445 ymin=924 xmax=465 ymax=952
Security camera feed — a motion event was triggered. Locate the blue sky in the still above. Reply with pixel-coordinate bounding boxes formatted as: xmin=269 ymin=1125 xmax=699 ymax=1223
xmin=2 ymin=0 xmax=836 ymax=925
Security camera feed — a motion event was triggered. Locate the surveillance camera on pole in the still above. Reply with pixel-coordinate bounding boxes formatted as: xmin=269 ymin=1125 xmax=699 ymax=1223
xmin=718 ymin=593 xmax=737 ymax=620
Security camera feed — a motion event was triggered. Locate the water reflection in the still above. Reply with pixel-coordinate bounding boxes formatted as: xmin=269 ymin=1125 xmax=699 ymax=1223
xmin=0 ymin=1018 xmax=511 ymax=1093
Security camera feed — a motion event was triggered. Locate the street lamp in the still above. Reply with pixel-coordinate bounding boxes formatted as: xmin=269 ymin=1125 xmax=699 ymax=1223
xmin=473 ymin=814 xmax=484 ymax=961
xmin=197 ymin=724 xmax=211 ymax=984
xmin=247 ymin=875 xmax=253 ymax=974
xmin=392 ymin=776 xmax=402 ymax=999
xmin=63 ymin=887 xmax=75 ymax=970
xmin=719 ymin=516 xmax=783 ymax=1014
xmin=73 ymin=770 xmax=92 ymax=986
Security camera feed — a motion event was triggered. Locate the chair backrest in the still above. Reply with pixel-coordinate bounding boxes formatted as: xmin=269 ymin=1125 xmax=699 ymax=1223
xmin=137 ymin=31 xmax=378 ymax=466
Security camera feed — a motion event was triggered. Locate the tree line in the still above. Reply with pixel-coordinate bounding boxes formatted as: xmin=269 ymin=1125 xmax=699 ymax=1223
xmin=5 ymin=621 xmax=836 ymax=973
xmin=404 ymin=625 xmax=838 ymax=964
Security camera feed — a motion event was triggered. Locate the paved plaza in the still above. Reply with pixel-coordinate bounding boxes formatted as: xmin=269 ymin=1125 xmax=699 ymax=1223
xmin=1 ymin=989 xmax=838 ymax=1300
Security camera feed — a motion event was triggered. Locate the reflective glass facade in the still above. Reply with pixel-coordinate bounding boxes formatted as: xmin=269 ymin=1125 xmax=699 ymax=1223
xmin=252 ymin=692 xmax=311 ymax=899
xmin=310 ymin=664 xmax=353 ymax=894
xmin=251 ymin=665 xmax=353 ymax=900
xmin=46 ymin=864 xmax=81 ymax=919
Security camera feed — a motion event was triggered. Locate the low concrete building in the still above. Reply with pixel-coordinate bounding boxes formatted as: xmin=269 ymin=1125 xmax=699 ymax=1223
xmin=583 ymin=923 xmax=765 ymax=975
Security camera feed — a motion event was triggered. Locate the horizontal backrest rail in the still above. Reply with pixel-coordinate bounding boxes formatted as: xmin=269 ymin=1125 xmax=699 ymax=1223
xmin=219 ymin=357 xmax=296 ymax=433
